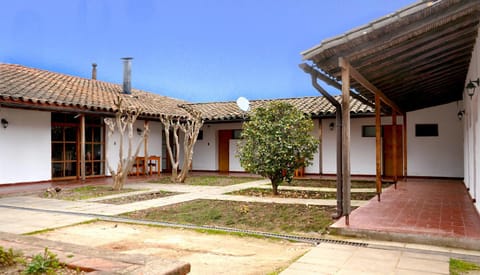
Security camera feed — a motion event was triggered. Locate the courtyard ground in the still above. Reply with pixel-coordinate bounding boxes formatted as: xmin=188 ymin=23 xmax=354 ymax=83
xmin=0 ymin=175 xmax=479 ymax=274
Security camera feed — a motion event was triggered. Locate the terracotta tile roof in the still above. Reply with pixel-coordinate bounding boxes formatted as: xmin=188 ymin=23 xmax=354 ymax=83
xmin=191 ymin=96 xmax=373 ymax=122
xmin=0 ymin=63 xmax=189 ymax=118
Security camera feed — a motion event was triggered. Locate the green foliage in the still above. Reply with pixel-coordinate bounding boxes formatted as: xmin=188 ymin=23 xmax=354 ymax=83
xmin=238 ymin=102 xmax=319 ymax=194
xmin=24 ymin=248 xmax=62 ymax=275
xmin=0 ymin=246 xmax=24 ymax=267
xmin=450 ymin=258 xmax=480 ymax=275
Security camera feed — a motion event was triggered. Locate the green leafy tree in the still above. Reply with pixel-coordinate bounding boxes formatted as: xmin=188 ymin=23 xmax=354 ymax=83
xmin=238 ymin=102 xmax=319 ymax=195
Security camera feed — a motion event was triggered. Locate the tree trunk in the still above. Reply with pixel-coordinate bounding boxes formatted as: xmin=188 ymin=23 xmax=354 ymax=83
xmin=272 ymin=182 xmax=279 ymax=195
xmin=104 ymin=96 xmax=148 ymax=191
xmin=269 ymin=174 xmax=283 ymax=195
xmin=160 ymin=106 xmax=203 ymax=184
xmin=177 ymin=132 xmax=195 ymax=183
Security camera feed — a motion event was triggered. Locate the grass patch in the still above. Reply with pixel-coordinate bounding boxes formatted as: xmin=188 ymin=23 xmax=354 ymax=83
xmin=150 ymin=175 xmax=260 ymax=186
xmin=286 ymin=179 xmax=388 ymax=189
xmin=98 ymin=191 xmax=179 ymax=205
xmin=40 ymin=185 xmax=138 ymax=201
xmin=121 ymin=199 xmax=336 ymax=235
xmin=229 ymin=188 xmax=376 ymax=200
xmin=450 ymin=258 xmax=480 ymax=275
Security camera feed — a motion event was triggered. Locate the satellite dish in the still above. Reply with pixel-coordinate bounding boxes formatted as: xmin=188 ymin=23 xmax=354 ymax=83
xmin=236 ymin=96 xmax=250 ymax=112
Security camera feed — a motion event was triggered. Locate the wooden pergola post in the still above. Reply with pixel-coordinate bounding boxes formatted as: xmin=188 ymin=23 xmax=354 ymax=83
xmin=143 ymin=120 xmax=149 ymax=175
xmin=403 ymin=113 xmax=408 ymax=180
xmin=375 ymin=95 xmax=382 ymax=201
xmin=80 ymin=114 xmax=86 ymax=181
xmin=340 ymin=57 xmax=351 ymax=225
xmin=392 ymin=111 xmax=398 ymax=187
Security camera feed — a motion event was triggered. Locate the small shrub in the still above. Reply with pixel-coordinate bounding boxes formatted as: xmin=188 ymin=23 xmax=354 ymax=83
xmin=0 ymin=246 xmax=24 ymax=267
xmin=24 ymin=248 xmax=62 ymax=275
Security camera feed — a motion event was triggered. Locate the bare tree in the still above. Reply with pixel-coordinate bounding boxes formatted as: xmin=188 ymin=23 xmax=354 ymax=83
xmin=159 ymin=115 xmax=181 ymax=180
xmin=177 ymin=105 xmax=203 ymax=182
xmin=160 ymin=105 xmax=203 ymax=183
xmin=105 ymin=97 xmax=149 ymax=190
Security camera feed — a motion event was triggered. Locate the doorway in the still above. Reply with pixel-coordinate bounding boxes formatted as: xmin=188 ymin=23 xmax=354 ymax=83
xmin=51 ymin=113 xmax=105 ymax=179
xmin=218 ymin=130 xmax=233 ymax=173
xmin=383 ymin=125 xmax=403 ymax=179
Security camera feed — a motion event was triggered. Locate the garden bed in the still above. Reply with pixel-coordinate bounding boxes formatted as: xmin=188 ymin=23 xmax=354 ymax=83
xmin=98 ymin=191 xmax=179 ymax=205
xmin=229 ymin=188 xmax=377 ymax=200
xmin=121 ymin=199 xmax=337 ymax=235
xmin=40 ymin=185 xmax=138 ymax=201
xmin=149 ymin=175 xmax=259 ymax=186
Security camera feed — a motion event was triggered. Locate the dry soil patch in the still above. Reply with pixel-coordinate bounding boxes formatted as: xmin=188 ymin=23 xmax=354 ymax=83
xmin=37 ymin=221 xmax=311 ymax=275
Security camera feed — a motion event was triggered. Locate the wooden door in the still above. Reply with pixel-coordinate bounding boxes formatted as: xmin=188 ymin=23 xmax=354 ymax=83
xmin=218 ymin=130 xmax=232 ymax=173
xmin=383 ymin=125 xmax=403 ymax=178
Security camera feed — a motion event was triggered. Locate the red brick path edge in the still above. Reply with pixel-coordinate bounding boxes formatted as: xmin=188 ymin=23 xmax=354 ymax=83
xmin=0 ymin=232 xmax=190 ymax=274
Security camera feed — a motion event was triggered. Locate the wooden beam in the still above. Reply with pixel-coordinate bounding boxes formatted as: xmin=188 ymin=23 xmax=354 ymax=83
xmin=144 ymin=120 xmax=149 ymax=175
xmin=340 ymin=58 xmax=402 ymax=114
xmin=392 ymin=112 xmax=398 ymax=184
xmin=340 ymin=57 xmax=351 ymax=224
xmin=310 ymin=69 xmax=375 ymax=109
xmin=80 ymin=114 xmax=86 ymax=181
xmin=375 ymin=95 xmax=382 ymax=201
xmin=403 ymin=113 xmax=408 ymax=180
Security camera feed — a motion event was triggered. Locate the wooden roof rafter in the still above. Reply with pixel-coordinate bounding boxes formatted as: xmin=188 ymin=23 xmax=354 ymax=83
xmin=339 ymin=58 xmax=402 ymax=114
xmin=302 ymin=0 xmax=480 ymax=112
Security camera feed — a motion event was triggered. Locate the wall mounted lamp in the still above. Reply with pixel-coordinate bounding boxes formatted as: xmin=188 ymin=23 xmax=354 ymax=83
xmin=329 ymin=122 xmax=335 ymax=131
xmin=457 ymin=110 xmax=465 ymax=120
xmin=466 ymin=78 xmax=479 ymax=99
xmin=1 ymin=118 xmax=8 ymax=129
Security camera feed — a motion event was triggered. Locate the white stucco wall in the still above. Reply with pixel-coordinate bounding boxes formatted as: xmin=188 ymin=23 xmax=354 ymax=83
xmin=229 ymin=139 xmax=243 ymax=172
xmin=192 ymin=122 xmax=243 ymax=171
xmin=321 ymin=116 xmax=401 ymax=175
xmin=464 ymin=27 xmax=480 ymax=209
xmin=0 ymin=108 xmax=51 ymax=184
xmin=106 ymin=119 xmax=163 ymax=175
xmin=193 ymin=121 xmax=321 ymax=173
xmin=305 ymin=119 xmax=321 ymax=174
xmin=407 ymin=102 xmax=464 ymax=178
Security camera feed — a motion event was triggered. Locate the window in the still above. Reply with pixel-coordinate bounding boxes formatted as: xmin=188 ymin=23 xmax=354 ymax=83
xmin=415 ymin=124 xmax=438 ymax=137
xmin=51 ymin=113 xmax=105 ymax=178
xmin=362 ymin=125 xmax=382 ymax=137
xmin=51 ymin=126 xmax=78 ymax=178
xmin=84 ymin=124 xmax=105 ymax=176
xmin=362 ymin=126 xmax=375 ymax=137
xmin=233 ymin=129 xmax=242 ymax=139
xmin=197 ymin=130 xmax=203 ymax=140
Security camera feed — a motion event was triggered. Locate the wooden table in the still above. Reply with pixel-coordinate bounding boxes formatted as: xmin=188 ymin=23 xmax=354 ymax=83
xmin=134 ymin=156 xmax=161 ymax=176
xmin=147 ymin=155 xmax=161 ymax=175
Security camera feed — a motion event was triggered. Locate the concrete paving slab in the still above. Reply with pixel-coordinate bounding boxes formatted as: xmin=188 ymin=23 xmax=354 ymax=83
xmin=281 ymin=261 xmax=339 ymax=275
xmin=280 ymin=243 xmax=454 ymax=275
xmin=342 ymin=255 xmax=398 ymax=273
xmin=395 ymin=269 xmax=445 ymax=275
xmin=0 ymin=208 xmax=91 ymax=234
xmin=352 ymin=247 xmax=401 ymax=261
xmin=402 ymin=251 xmax=450 ymax=261
xmin=397 ymin=256 xmax=449 ymax=274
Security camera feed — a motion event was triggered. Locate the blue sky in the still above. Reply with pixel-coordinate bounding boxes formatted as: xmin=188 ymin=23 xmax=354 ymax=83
xmin=1 ymin=0 xmax=415 ymax=103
